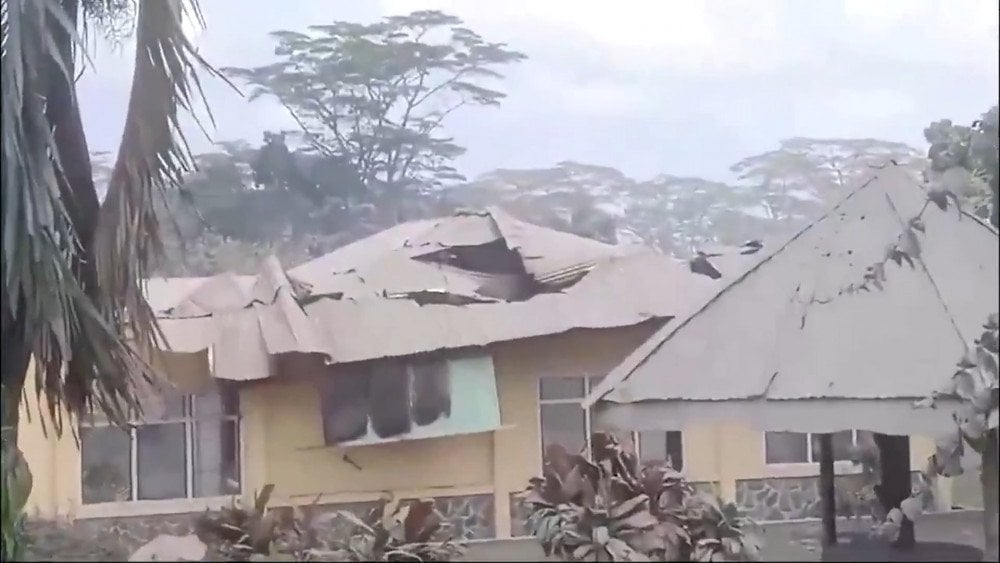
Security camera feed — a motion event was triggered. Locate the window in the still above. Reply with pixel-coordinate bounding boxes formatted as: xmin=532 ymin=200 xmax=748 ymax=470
xmin=638 ymin=430 xmax=684 ymax=471
xmin=321 ymin=354 xmax=501 ymax=446
xmin=538 ymin=377 xmax=683 ymax=470
xmin=764 ymin=430 xmax=861 ymax=465
xmin=80 ymin=386 xmax=241 ymax=504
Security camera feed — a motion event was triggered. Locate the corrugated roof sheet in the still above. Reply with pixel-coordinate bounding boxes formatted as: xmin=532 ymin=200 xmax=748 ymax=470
xmin=587 ymin=164 xmax=999 ymax=434
xmin=156 ymin=256 xmax=330 ymax=380
xmin=149 ymin=208 xmax=762 ymax=378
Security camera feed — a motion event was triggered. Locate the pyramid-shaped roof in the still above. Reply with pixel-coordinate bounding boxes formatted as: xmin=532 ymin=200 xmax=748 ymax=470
xmin=586 ymin=164 xmax=999 ymax=436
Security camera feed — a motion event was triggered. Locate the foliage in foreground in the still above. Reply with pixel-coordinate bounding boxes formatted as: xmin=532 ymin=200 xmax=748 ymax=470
xmin=521 ymin=433 xmax=762 ymax=562
xmin=194 ymin=484 xmax=465 ymax=561
xmin=1 ymin=438 xmax=32 ymax=562
xmin=924 ymin=105 xmax=999 ymax=226
xmin=3 ymin=0 xmax=219 ymax=440
xmin=911 ymin=311 xmax=999 ymax=559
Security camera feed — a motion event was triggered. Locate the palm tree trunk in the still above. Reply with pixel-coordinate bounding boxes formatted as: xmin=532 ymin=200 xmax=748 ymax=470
xmin=46 ymin=0 xmax=106 ymax=409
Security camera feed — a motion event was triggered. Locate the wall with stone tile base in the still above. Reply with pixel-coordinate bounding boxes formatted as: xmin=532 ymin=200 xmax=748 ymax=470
xmin=736 ymin=472 xmax=928 ymax=522
xmin=22 ymin=493 xmax=495 ymax=561
xmin=23 ymin=513 xmax=201 ymax=562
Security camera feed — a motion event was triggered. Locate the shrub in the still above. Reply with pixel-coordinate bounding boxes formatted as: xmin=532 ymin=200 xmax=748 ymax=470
xmin=193 ymin=484 xmax=465 ymax=561
xmin=520 ymin=433 xmax=762 ymax=562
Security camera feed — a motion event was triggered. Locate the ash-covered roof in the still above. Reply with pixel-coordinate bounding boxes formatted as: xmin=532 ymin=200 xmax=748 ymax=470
xmin=149 ymin=207 xmax=762 ymax=379
xmin=587 ymin=163 xmax=999 ymax=436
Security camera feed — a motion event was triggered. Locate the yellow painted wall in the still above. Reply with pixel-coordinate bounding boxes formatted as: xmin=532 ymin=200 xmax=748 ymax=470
xmin=244 ymin=375 xmax=496 ymax=506
xmin=246 ymin=322 xmax=666 ymax=536
xmin=14 ymin=318 xmax=955 ymax=526
xmin=488 ymin=321 xmax=668 ymax=535
xmin=17 ymin=390 xmax=83 ymax=519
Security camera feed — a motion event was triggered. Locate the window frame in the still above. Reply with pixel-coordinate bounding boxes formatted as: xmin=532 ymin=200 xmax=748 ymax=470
xmin=321 ymin=353 xmax=501 ymax=447
xmin=762 ymin=429 xmax=859 ymax=466
xmin=77 ymin=389 xmax=243 ymax=517
xmin=537 ymin=377 xmax=684 ymax=469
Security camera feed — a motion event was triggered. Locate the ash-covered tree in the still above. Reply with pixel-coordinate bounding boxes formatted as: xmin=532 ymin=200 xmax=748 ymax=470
xmin=153 ymin=141 xmax=361 ymax=275
xmin=923 ymin=105 xmax=999 ymax=227
xmin=731 ymin=137 xmax=923 ymax=234
xmin=225 ymin=10 xmax=526 ymax=192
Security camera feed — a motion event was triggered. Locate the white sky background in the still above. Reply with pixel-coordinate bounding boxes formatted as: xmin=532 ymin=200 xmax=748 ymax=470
xmin=79 ymin=0 xmax=1000 ymax=183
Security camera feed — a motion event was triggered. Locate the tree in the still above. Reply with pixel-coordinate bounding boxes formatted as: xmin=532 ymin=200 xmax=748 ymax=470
xmin=923 ymin=105 xmax=999 ymax=227
xmin=224 ymin=10 xmax=526 ymax=191
xmin=730 ymin=137 xmax=923 ymax=234
xmin=2 ymin=0 xmax=216 ymax=556
xmin=151 ymin=136 xmax=444 ymax=276
xmin=1 ymin=0 xmax=215 ymax=440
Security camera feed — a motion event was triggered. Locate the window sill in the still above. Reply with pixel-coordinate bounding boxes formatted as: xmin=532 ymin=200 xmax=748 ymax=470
xmin=763 ymin=461 xmax=862 ymax=479
xmin=75 ymin=495 xmax=240 ymax=520
xmin=299 ymin=424 xmax=517 ymax=452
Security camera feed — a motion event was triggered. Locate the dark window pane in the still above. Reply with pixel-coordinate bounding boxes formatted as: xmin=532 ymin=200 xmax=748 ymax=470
xmin=195 ymin=383 xmax=240 ymax=417
xmin=411 ymin=358 xmax=451 ymax=426
xmin=666 ymin=431 xmax=684 ymax=471
xmin=811 ymin=430 xmax=855 ymax=462
xmin=139 ymin=391 xmax=185 ymax=422
xmin=765 ymin=431 xmax=809 ymax=464
xmin=540 ymin=378 xmax=584 ymax=400
xmin=587 ymin=376 xmax=605 ymax=392
xmin=81 ymin=426 xmax=132 ymax=503
xmin=321 ymin=367 xmax=371 ymax=444
xmin=540 ymin=403 xmax=586 ymax=458
xmin=193 ymin=419 xmax=240 ymax=497
xmin=193 ymin=390 xmax=222 ymax=418
xmin=162 ymin=393 xmax=186 ymax=418
xmin=192 ymin=386 xmax=240 ymax=418
xmin=638 ymin=430 xmax=666 ymax=462
xmin=221 ymin=385 xmax=240 ymax=416
xmin=369 ymin=360 xmax=411 ymax=438
xmin=136 ymin=423 xmax=186 ymax=500
xmin=638 ymin=431 xmax=684 ymax=470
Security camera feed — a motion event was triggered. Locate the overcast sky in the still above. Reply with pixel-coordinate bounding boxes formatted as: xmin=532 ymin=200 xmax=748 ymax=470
xmin=79 ymin=0 xmax=999 ymax=183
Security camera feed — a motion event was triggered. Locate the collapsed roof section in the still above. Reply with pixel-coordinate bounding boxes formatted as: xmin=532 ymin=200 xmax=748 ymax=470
xmin=148 ymin=207 xmax=765 ymax=378
xmin=287 ymin=207 xmax=634 ymax=304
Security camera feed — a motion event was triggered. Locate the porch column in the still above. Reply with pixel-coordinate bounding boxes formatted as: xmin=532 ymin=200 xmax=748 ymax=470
xmin=874 ymin=433 xmax=915 ymax=549
xmin=817 ymin=433 xmax=837 ymax=546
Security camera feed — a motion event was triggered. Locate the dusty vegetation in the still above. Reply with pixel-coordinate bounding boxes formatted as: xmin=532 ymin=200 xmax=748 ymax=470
xmin=521 ymin=433 xmax=762 ymax=562
xmin=193 ymin=485 xmax=465 ymax=561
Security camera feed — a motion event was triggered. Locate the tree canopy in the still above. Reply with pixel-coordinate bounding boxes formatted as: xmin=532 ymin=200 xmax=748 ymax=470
xmin=224 ymin=10 xmax=526 ymax=191
xmin=924 ymin=105 xmax=999 ymax=226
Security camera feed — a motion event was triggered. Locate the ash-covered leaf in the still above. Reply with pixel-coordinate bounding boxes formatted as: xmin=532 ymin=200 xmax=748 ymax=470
xmin=978 ymin=330 xmax=999 ymax=354
xmin=898 ymin=228 xmax=922 ymax=260
xmin=927 ymin=189 xmax=952 ymax=211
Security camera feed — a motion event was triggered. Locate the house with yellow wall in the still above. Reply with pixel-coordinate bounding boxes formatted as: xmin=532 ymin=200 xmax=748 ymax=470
xmin=16 ymin=209 xmax=950 ymax=558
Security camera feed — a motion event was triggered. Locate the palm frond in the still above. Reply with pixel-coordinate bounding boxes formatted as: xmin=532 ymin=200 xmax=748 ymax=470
xmin=95 ymin=0 xmax=220 ymax=378
xmin=1 ymin=0 xmax=217 ymax=433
